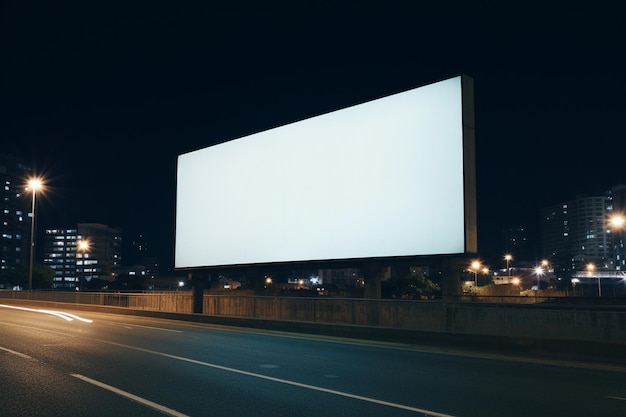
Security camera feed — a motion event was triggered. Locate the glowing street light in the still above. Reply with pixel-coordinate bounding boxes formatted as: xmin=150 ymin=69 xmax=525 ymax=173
xmin=608 ymin=213 xmax=626 ymax=271
xmin=609 ymin=214 xmax=625 ymax=229
xmin=504 ymin=254 xmax=513 ymax=283
xmin=469 ymin=260 xmax=481 ymax=287
xmin=77 ymin=239 xmax=91 ymax=290
xmin=27 ymin=177 xmax=43 ymax=291
xmin=534 ymin=266 xmax=544 ymax=290
xmin=587 ymin=262 xmax=600 ymax=297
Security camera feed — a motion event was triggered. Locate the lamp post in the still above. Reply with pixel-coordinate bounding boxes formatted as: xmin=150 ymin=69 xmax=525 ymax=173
xmin=534 ymin=266 xmax=544 ymax=290
xmin=609 ymin=214 xmax=625 ymax=270
xmin=77 ymin=239 xmax=91 ymax=291
xmin=470 ymin=260 xmax=481 ymax=287
xmin=27 ymin=178 xmax=43 ymax=291
xmin=504 ymin=254 xmax=513 ymax=283
xmin=587 ymin=262 xmax=599 ymax=297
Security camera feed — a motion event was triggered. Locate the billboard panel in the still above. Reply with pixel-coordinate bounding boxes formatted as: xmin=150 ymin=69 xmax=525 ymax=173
xmin=175 ymin=75 xmax=476 ymax=269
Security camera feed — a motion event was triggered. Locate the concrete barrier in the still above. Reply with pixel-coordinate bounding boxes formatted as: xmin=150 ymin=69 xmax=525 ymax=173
xmin=1 ymin=291 xmax=625 ymax=365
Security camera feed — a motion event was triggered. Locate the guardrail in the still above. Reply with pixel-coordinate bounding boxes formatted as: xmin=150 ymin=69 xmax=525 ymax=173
xmin=2 ymin=290 xmax=625 ymax=343
xmin=0 ymin=290 xmax=194 ymax=313
xmin=4 ymin=290 xmax=626 ymax=365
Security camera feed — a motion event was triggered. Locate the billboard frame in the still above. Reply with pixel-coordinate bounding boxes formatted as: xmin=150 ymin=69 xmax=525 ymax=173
xmin=174 ymin=74 xmax=477 ymax=272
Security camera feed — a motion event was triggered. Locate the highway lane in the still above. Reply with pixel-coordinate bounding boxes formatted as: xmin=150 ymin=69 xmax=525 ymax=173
xmin=1 ymin=303 xmax=625 ymax=417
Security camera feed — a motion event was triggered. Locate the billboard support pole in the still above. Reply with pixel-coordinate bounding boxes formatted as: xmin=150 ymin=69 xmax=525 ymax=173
xmin=190 ymin=271 xmax=208 ymax=313
xmin=440 ymin=256 xmax=466 ymax=300
xmin=363 ymin=261 xmax=385 ymax=299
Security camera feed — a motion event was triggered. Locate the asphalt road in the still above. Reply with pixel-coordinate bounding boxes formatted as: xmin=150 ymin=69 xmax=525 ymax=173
xmin=1 ymin=303 xmax=625 ymax=417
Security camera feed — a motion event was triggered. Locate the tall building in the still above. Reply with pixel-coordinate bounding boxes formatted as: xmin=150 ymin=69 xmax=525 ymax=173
xmin=540 ymin=203 xmax=571 ymax=274
xmin=77 ymin=223 xmax=123 ymax=281
xmin=568 ymin=195 xmax=609 ymax=265
xmin=504 ymin=227 xmax=532 ymax=262
xmin=44 ymin=228 xmax=80 ymax=288
xmin=128 ymin=232 xmax=159 ymax=279
xmin=0 ymin=153 xmax=32 ymax=272
xmin=607 ymin=185 xmax=626 ymax=270
xmin=541 ymin=193 xmax=611 ymax=275
xmin=44 ymin=223 xmax=122 ymax=288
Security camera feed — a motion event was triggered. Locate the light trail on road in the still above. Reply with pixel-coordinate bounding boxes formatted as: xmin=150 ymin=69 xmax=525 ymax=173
xmin=0 ymin=304 xmax=93 ymax=322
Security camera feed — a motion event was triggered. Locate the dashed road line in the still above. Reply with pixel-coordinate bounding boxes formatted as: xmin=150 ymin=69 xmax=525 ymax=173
xmin=0 ymin=346 xmax=33 ymax=359
xmin=101 ymin=339 xmax=458 ymax=417
xmin=71 ymin=373 xmax=190 ymax=417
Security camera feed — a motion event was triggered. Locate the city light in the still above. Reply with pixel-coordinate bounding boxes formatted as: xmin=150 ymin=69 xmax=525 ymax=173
xmin=77 ymin=239 xmax=91 ymax=290
xmin=469 ymin=260 xmax=481 ymax=287
xmin=504 ymin=254 xmax=512 ymax=282
xmin=534 ymin=266 xmax=544 ymax=290
xmin=586 ymin=262 xmax=601 ymax=297
xmin=609 ymin=214 xmax=625 ymax=229
xmin=26 ymin=176 xmax=44 ymax=291
xmin=78 ymin=239 xmax=91 ymax=252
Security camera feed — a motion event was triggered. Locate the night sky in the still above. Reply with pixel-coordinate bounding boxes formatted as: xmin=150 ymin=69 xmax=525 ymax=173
xmin=2 ymin=3 xmax=625 ymax=273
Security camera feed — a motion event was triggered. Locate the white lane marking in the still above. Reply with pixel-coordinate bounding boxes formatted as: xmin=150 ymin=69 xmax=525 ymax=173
xmin=0 ymin=346 xmax=33 ymax=359
xmin=117 ymin=323 xmax=183 ymax=333
xmin=71 ymin=373 xmax=190 ymax=417
xmin=607 ymin=396 xmax=626 ymax=401
xmin=101 ymin=340 xmax=458 ymax=417
xmin=0 ymin=304 xmax=93 ymax=323
xmin=303 ymin=354 xmax=327 ymax=360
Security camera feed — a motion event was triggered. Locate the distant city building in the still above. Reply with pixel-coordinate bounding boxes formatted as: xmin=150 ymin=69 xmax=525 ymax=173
xmin=318 ymin=268 xmax=369 ymax=288
xmin=540 ymin=189 xmax=626 ymax=275
xmin=129 ymin=233 xmax=149 ymax=264
xmin=43 ymin=223 xmax=122 ymax=288
xmin=78 ymin=223 xmax=123 ymax=281
xmin=128 ymin=232 xmax=159 ymax=278
xmin=44 ymin=228 xmax=80 ymax=288
xmin=569 ymin=195 xmax=609 ymax=264
xmin=0 ymin=153 xmax=32 ymax=271
xmin=540 ymin=203 xmax=572 ymax=275
xmin=504 ymin=227 xmax=532 ymax=262
xmin=607 ymin=185 xmax=626 ymax=270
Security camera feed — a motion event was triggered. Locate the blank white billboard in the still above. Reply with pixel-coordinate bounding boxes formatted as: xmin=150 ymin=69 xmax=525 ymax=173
xmin=175 ymin=75 xmax=476 ymax=269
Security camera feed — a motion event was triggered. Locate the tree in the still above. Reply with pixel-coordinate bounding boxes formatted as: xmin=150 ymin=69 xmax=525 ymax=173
xmin=111 ymin=272 xmax=145 ymax=290
xmin=32 ymin=264 xmax=55 ymax=289
xmin=0 ymin=265 xmax=54 ymax=289
xmin=381 ymin=270 xmax=441 ymax=299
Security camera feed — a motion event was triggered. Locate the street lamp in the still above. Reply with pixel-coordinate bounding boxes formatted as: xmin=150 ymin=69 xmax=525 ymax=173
xmin=534 ymin=266 xmax=544 ymax=290
xmin=77 ymin=239 xmax=91 ymax=290
xmin=504 ymin=254 xmax=513 ymax=283
xmin=27 ymin=177 xmax=43 ymax=291
xmin=587 ymin=262 xmax=599 ymax=297
xmin=608 ymin=213 xmax=625 ymax=270
xmin=470 ymin=260 xmax=481 ymax=287
xmin=609 ymin=214 xmax=625 ymax=229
